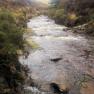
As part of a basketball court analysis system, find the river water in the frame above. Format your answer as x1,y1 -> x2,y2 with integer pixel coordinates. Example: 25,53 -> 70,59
20,15 -> 94,94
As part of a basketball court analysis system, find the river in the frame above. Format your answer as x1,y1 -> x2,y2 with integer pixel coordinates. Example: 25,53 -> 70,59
20,15 -> 94,94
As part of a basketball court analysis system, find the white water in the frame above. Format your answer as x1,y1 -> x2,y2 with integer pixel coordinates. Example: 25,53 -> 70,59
20,15 -> 94,94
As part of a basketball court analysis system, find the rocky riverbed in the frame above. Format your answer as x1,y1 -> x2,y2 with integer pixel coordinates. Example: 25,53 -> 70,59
20,15 -> 94,94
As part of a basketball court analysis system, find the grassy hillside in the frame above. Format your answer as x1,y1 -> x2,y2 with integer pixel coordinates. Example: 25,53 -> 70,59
48,0 -> 94,33
0,1 -> 31,93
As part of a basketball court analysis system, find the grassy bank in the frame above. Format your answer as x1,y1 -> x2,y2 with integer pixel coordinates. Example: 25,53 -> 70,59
0,4 -> 30,94
48,0 -> 94,34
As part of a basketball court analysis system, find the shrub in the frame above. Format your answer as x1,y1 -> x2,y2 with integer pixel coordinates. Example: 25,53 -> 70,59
0,9 -> 26,94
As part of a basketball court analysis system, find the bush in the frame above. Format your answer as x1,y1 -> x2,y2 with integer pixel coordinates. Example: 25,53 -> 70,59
53,9 -> 65,19
0,10 -> 26,94
0,10 -> 24,51
48,0 -> 94,27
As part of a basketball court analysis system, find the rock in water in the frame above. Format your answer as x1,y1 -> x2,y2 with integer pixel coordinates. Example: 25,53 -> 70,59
50,58 -> 62,63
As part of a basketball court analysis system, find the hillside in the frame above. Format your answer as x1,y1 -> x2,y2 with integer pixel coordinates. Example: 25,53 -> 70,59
0,1 -> 31,94
48,0 -> 94,35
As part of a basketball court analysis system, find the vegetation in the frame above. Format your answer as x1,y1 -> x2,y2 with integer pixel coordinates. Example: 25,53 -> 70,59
0,1 -> 41,93
26,39 -> 39,49
0,7 -> 28,94
48,0 -> 94,32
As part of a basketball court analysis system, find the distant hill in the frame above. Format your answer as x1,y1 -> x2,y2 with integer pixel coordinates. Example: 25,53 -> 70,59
0,0 -> 48,9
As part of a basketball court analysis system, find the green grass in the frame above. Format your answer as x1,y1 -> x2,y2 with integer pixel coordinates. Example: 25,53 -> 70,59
26,39 -> 39,49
